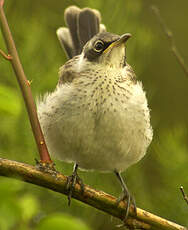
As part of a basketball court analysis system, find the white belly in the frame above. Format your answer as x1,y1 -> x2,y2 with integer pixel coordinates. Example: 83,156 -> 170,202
37,69 -> 152,172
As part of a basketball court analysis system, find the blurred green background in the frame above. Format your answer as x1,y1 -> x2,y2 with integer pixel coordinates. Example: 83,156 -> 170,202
0,0 -> 188,229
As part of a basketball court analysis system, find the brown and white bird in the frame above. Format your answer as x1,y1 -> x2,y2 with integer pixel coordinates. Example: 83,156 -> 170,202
37,6 -> 153,218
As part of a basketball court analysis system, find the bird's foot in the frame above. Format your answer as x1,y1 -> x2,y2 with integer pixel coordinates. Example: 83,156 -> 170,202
114,171 -> 137,223
35,158 -> 58,177
116,189 -> 137,223
66,164 -> 84,206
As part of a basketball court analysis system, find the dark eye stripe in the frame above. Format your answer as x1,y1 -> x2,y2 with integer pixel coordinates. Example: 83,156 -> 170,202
93,40 -> 114,53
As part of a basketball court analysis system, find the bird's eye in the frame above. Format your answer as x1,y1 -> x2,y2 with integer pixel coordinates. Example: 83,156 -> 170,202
93,40 -> 104,52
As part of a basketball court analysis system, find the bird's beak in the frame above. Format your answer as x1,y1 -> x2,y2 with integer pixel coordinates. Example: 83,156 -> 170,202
103,33 -> 132,54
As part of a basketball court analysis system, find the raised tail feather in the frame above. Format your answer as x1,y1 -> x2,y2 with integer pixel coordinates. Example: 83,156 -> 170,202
56,6 -> 106,59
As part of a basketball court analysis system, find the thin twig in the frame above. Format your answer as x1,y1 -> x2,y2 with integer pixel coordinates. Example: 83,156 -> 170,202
0,48 -> 12,60
180,186 -> 188,205
0,0 -> 52,163
0,158 -> 187,230
151,5 -> 188,78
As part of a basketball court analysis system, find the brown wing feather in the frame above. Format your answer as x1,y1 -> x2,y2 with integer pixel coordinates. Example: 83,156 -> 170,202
58,56 -> 80,85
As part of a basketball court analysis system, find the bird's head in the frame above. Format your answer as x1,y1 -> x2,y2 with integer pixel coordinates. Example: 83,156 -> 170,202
82,32 -> 131,68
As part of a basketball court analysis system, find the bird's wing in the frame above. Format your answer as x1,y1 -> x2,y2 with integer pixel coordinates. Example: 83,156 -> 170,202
56,6 -> 106,59
58,56 -> 80,85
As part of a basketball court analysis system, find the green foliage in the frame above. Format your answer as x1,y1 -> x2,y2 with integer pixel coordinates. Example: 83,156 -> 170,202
36,214 -> 91,230
0,179 -> 29,230
19,194 -> 39,222
0,0 -> 188,229
0,85 -> 21,116
0,179 -> 91,230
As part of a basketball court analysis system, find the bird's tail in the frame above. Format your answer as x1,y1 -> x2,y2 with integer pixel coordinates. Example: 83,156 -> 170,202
56,6 -> 106,59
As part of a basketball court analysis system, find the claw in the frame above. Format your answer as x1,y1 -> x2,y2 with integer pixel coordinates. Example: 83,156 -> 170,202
131,196 -> 137,215
35,158 -> 57,177
116,187 -> 131,220
67,163 -> 84,205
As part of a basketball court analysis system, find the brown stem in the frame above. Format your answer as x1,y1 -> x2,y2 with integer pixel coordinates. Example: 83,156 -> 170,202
0,158 -> 187,230
0,0 -> 52,163
151,5 -> 188,78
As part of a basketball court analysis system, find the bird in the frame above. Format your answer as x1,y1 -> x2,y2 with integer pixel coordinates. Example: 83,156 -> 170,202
37,6 -> 153,219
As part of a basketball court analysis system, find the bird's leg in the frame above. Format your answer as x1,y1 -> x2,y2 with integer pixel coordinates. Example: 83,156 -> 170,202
67,163 -> 84,205
114,170 -> 137,221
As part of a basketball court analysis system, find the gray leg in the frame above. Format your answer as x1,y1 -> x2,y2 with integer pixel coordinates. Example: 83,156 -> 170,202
114,170 -> 137,220
67,163 -> 84,206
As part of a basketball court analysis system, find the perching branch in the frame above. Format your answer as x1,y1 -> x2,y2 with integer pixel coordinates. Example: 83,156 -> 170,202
151,5 -> 188,78
0,0 -> 52,163
0,158 -> 187,230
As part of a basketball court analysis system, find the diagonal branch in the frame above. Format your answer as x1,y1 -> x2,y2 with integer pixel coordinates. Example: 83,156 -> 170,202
0,0 -> 52,163
180,186 -> 188,205
0,158 -> 187,230
151,5 -> 188,78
